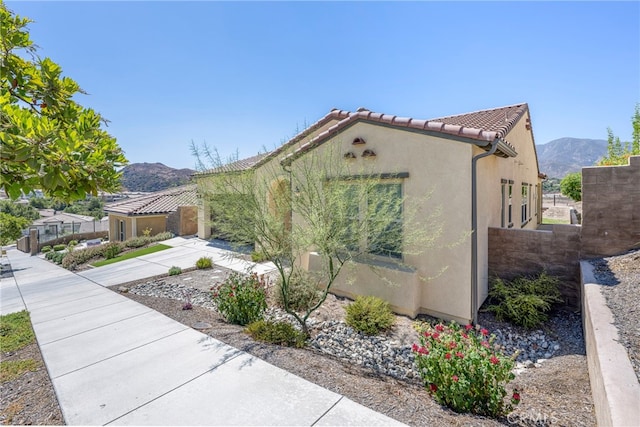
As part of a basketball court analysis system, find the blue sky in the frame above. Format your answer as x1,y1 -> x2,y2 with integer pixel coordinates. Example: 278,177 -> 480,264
6,1 -> 640,170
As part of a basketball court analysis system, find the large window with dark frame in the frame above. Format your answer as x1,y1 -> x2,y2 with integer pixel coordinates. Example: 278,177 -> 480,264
338,181 -> 403,259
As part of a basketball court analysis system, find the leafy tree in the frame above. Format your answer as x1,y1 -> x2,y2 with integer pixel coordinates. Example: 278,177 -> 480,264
0,212 -> 29,246
63,196 -> 104,219
194,143 -> 444,337
598,104 -> 640,166
541,177 -> 560,194
0,199 -> 39,221
0,4 -> 127,201
560,172 -> 581,202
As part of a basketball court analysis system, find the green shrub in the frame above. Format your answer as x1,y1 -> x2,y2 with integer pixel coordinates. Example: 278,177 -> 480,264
245,320 -> 306,348
45,250 -> 65,264
345,295 -> 395,335
485,272 -> 562,329
53,244 -> 66,252
125,236 -> 150,248
212,272 -> 267,325
150,231 -> 172,242
104,242 -> 122,260
272,270 -> 322,313
168,266 -> 182,276
62,245 -> 108,270
41,245 -> 52,253
413,322 -> 520,417
68,240 -> 78,246
250,250 -> 269,263
195,256 -> 213,269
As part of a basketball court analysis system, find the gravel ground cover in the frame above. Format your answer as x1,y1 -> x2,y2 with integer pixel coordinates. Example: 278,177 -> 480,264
588,248 -> 640,381
1,262 -> 598,426
111,269 -> 595,426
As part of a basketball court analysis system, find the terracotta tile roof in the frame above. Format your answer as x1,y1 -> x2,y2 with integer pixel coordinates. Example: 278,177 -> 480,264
195,153 -> 269,176
428,103 -> 528,140
282,104 -> 528,164
196,104 -> 529,175
104,185 -> 197,216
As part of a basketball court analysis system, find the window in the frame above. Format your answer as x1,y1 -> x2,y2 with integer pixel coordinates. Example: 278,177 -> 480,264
521,183 -> 529,226
500,179 -> 515,228
118,220 -> 126,241
529,184 -> 533,221
335,181 -> 403,259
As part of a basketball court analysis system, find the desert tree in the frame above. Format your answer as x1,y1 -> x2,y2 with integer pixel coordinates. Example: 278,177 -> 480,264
598,104 -> 640,166
1,4 -> 127,201
193,141 -> 445,336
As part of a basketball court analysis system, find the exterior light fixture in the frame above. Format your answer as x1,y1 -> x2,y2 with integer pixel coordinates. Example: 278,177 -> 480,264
362,149 -> 376,158
352,137 -> 366,145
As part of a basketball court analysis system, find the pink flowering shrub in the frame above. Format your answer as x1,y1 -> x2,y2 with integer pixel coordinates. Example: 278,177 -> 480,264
413,322 -> 520,417
211,272 -> 267,325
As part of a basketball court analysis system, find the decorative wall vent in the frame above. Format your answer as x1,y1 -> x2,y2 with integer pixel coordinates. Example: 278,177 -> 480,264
352,137 -> 366,145
362,149 -> 376,158
343,152 -> 356,159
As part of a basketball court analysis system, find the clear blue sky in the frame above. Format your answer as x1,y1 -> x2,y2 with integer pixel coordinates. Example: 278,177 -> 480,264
6,1 -> 640,170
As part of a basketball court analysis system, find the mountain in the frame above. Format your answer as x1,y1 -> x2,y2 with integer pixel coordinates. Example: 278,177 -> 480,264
120,162 -> 195,192
536,137 -> 608,179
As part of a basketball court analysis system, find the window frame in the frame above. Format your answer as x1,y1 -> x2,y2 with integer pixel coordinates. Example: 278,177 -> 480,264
330,176 -> 406,261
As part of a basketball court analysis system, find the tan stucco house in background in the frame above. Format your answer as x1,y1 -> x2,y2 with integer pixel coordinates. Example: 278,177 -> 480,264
196,103 -> 543,324
105,185 -> 198,241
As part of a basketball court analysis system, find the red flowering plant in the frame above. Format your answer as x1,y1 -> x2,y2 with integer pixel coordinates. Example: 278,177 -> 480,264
211,272 -> 268,325
413,321 -> 520,417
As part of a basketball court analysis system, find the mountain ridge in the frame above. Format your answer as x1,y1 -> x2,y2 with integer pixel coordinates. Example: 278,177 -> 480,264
536,137 -> 607,178
120,162 -> 195,192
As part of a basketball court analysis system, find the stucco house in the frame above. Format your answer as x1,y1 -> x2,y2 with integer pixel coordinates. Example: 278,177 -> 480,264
196,103 -> 543,324
105,185 -> 198,241
31,212 -> 101,238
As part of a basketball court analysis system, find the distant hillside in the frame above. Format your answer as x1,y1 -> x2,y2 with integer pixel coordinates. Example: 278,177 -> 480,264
120,163 -> 195,192
537,137 -> 607,179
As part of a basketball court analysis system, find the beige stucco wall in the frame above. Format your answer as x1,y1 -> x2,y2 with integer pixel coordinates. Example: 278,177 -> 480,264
291,121 -> 474,323
474,110 -> 541,306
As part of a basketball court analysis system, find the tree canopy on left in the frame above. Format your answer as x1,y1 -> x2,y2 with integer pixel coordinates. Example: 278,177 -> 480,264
0,3 -> 127,201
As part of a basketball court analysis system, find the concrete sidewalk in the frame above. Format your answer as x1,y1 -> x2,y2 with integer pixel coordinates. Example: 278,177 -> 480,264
1,247 -> 405,426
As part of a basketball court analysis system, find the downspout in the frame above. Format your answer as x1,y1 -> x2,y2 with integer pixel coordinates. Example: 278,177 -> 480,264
470,138 -> 500,324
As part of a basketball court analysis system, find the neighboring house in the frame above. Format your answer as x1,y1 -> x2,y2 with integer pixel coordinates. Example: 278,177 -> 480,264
196,104 -> 543,324
104,185 -> 198,241
31,212 -> 100,238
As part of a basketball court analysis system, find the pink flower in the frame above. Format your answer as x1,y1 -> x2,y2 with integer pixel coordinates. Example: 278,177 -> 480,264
452,375 -> 459,382
429,383 -> 438,393
481,328 -> 489,336
490,356 -> 500,365
481,341 -> 490,348
418,346 -> 429,355
412,343 -> 419,352
445,352 -> 452,360
432,332 -> 440,340
448,341 -> 457,349
435,324 -> 445,332
423,331 -> 431,338
456,351 -> 464,359
461,333 -> 469,339
512,391 -> 521,402
465,324 -> 473,331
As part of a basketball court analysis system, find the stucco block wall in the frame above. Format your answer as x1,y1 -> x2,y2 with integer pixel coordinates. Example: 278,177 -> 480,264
581,156 -> 640,257
487,225 -> 582,308
167,206 -> 198,236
